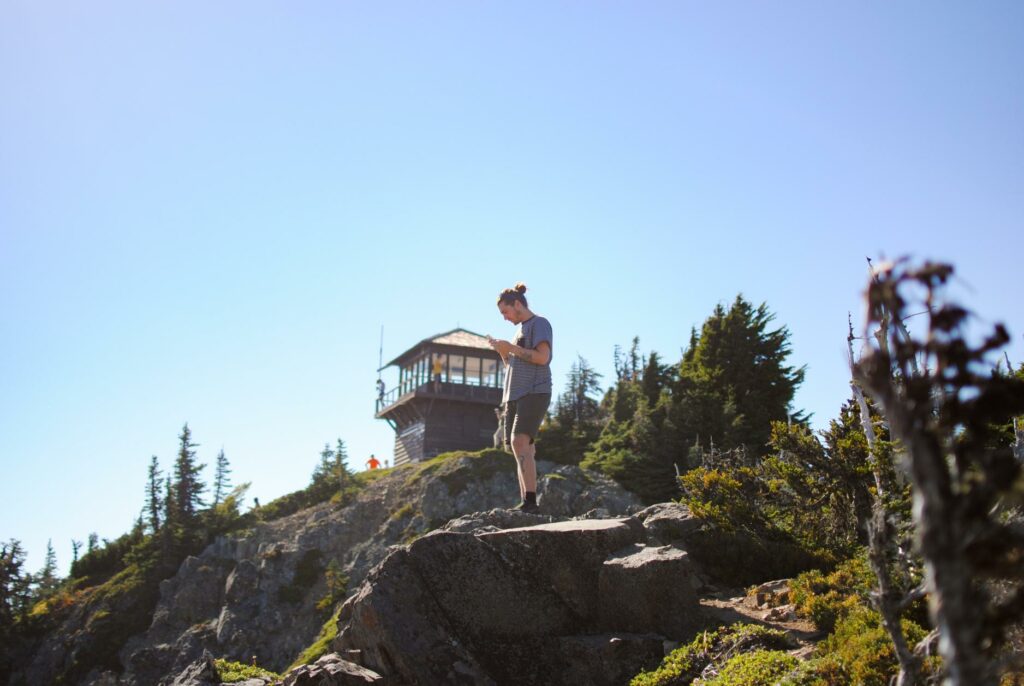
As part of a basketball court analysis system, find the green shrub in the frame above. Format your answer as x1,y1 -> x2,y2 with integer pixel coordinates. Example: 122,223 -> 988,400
680,467 -> 765,532
214,658 -> 280,682
790,555 -> 874,633
390,503 -> 414,521
777,654 -> 847,685
56,563 -> 162,684
68,530 -> 145,586
630,623 -> 792,686
817,606 -> 931,686
705,650 -> 799,685
287,605 -> 341,671
315,560 -> 348,613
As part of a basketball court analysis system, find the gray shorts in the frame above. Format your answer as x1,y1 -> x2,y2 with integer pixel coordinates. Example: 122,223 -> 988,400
503,393 -> 552,446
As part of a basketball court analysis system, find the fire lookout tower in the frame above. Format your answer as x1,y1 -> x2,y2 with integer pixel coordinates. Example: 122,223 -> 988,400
376,328 -> 504,466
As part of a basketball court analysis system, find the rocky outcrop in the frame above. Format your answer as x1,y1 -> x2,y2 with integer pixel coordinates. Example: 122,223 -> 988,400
330,502 -> 823,686
168,650 -> 218,686
333,515 -> 703,685
13,449 -> 826,686
112,451 -> 643,685
635,502 -> 822,586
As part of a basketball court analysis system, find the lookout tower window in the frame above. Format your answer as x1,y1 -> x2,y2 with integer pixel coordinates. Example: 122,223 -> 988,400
465,356 -> 481,386
483,359 -> 500,387
448,354 -> 464,384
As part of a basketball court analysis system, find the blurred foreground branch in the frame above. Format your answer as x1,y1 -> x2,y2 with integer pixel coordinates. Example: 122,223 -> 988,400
854,259 -> 1024,686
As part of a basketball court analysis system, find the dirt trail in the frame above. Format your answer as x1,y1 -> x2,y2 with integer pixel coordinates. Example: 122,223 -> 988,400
698,585 -> 822,654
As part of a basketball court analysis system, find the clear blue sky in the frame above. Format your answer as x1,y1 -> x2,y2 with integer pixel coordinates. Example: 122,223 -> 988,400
2,2 -> 1021,574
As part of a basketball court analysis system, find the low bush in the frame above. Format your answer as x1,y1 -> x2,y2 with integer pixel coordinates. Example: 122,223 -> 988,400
705,650 -> 799,686
790,555 -> 874,633
287,605 -> 341,671
214,658 -> 280,682
819,606 -> 933,686
630,623 -> 792,686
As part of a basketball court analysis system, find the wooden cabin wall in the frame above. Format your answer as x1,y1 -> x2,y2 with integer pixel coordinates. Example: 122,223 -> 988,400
394,421 -> 425,467
422,401 -> 500,459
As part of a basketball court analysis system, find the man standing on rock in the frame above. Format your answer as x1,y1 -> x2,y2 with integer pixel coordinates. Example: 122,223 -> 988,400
488,282 -> 553,514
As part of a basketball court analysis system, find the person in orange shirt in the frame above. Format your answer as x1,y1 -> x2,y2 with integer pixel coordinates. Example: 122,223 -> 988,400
366,454 -> 382,470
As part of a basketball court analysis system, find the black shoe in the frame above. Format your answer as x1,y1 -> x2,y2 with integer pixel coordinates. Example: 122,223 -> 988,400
514,501 -> 539,514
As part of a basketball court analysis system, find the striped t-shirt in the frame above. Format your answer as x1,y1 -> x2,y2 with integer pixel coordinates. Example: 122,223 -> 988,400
502,315 -> 553,403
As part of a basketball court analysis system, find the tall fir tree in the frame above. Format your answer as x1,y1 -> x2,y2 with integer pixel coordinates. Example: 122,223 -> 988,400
312,443 -> 335,485
555,355 -> 604,430
308,439 -> 354,502
146,455 -> 163,534
162,423 -> 207,560
641,351 -> 670,407
172,423 -> 206,525
35,539 -> 60,600
0,539 -> 31,629
334,439 -> 351,487
212,448 -> 231,506
537,356 -> 605,464
675,295 -> 805,453
161,473 -> 175,557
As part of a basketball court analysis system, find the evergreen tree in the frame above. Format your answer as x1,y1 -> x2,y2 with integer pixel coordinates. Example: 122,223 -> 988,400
35,539 -> 60,600
584,296 -> 805,503
212,448 -> 231,507
0,539 -> 31,630
146,455 -> 163,534
537,356 -> 605,464
159,423 -> 207,559
333,439 -> 351,487
676,295 -> 805,454
308,439 -> 354,502
172,423 -> 206,525
71,539 -> 82,566
312,443 -> 335,485
555,355 -> 603,430
161,473 -> 175,557
87,533 -> 98,554
641,351 -> 670,407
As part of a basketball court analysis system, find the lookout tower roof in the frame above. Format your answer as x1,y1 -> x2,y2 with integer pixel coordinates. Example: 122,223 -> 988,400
382,327 -> 493,369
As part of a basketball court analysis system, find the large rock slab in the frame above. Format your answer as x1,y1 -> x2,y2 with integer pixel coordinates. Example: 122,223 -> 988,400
335,517 -> 700,685
477,518 -> 646,622
282,653 -> 383,685
168,650 -> 218,686
599,544 -> 701,639
635,502 -> 822,587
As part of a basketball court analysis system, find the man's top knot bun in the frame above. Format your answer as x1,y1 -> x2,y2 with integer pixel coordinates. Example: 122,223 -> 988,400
497,282 -> 530,307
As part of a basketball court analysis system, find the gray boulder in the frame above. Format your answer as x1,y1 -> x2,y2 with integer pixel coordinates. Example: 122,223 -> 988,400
281,653 -> 383,685
335,517 -> 703,685
599,544 -> 702,638
635,502 -> 822,587
169,649 -> 218,686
